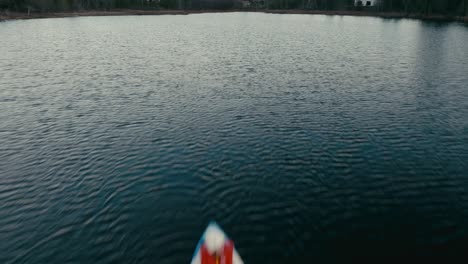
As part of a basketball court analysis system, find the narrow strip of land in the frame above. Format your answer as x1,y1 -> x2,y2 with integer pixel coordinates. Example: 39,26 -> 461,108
1,9 -> 467,23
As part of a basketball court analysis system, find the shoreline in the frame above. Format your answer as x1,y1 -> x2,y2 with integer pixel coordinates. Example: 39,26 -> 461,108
1,9 -> 467,23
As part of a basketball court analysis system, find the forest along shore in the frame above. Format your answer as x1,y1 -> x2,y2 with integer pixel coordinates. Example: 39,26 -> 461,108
1,9 -> 467,23
0,9 -> 192,21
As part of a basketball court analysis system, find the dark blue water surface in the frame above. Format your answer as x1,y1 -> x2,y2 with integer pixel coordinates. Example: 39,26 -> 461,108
1,13 -> 468,263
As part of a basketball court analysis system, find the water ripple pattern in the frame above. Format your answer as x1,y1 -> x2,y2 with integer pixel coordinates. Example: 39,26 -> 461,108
1,13 -> 468,263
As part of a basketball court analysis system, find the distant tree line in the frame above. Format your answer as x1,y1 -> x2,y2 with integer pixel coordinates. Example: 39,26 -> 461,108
1,0 -> 467,16
376,0 -> 468,16
0,0 -> 160,11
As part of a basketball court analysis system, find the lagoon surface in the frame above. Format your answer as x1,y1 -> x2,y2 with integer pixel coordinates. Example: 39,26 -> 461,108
1,13 -> 468,263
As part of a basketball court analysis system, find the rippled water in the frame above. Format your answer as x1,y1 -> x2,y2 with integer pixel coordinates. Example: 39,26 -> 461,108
1,13 -> 468,263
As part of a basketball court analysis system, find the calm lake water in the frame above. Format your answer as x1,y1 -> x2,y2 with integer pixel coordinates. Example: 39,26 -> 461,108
1,12 -> 468,263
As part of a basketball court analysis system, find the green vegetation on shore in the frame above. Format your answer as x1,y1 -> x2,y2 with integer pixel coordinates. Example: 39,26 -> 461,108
1,0 -> 467,20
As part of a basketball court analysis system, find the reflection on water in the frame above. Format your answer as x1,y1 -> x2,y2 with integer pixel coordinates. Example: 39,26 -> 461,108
1,13 -> 468,263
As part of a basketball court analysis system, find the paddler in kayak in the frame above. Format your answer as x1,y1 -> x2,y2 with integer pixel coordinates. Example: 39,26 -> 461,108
191,222 -> 243,264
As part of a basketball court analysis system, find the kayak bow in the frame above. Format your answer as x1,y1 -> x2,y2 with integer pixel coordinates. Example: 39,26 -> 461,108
191,222 -> 243,264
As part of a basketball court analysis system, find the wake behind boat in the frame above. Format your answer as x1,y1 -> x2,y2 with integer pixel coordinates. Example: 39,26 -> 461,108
191,222 -> 243,264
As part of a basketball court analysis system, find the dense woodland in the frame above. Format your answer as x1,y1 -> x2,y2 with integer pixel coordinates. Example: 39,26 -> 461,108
1,0 -> 467,16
